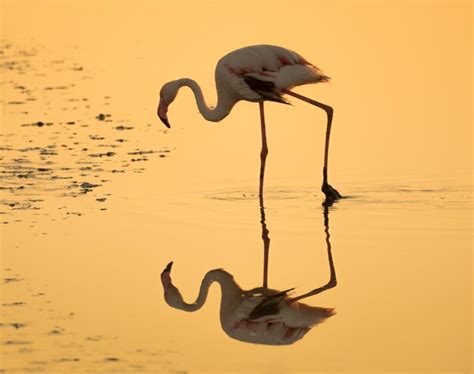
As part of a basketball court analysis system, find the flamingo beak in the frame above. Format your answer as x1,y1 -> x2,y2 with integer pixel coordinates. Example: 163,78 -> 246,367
157,100 -> 171,128
159,115 -> 170,129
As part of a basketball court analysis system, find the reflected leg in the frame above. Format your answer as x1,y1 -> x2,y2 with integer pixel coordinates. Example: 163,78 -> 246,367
259,194 -> 270,288
287,206 -> 337,303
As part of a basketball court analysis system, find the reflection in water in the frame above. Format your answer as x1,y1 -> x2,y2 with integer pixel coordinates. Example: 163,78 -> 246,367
161,195 -> 337,345
260,194 -> 270,289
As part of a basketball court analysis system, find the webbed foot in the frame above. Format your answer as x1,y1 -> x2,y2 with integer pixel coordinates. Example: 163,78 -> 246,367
322,183 -> 342,206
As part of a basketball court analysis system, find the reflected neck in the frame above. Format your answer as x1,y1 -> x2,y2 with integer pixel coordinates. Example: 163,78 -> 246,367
164,269 -> 241,312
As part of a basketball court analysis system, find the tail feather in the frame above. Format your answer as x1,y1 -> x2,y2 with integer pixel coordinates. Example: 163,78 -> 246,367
318,74 -> 331,83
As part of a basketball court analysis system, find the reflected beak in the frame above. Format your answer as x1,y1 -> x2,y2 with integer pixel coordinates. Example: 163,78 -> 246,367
161,261 -> 173,275
157,100 -> 171,128
161,261 -> 174,288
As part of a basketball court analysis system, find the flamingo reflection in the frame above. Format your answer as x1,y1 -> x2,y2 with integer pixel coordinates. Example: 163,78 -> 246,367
160,197 -> 337,345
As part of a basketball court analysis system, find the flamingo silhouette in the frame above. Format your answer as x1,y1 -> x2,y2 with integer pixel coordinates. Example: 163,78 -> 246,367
160,194 -> 337,345
157,45 -> 341,204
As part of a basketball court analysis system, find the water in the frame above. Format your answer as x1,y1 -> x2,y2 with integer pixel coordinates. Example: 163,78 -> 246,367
1,2 -> 472,373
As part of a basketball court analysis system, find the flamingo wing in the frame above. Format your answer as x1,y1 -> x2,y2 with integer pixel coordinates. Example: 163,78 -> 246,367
217,45 -> 329,103
242,75 -> 290,104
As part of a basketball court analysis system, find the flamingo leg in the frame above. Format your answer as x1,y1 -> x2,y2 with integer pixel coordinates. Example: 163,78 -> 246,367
282,89 -> 342,204
287,206 -> 337,303
258,102 -> 268,198
258,102 -> 270,288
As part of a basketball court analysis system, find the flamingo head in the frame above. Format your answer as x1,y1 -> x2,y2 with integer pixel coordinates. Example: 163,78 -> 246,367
158,81 -> 179,128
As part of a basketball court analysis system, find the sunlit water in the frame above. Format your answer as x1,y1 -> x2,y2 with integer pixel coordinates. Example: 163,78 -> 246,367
1,2 -> 472,373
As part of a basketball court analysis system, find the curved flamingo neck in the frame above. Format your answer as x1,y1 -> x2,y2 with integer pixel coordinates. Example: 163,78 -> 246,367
164,269 -> 241,312
175,78 -> 236,122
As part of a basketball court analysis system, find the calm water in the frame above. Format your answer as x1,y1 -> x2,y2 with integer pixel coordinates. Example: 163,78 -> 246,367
1,2 -> 472,373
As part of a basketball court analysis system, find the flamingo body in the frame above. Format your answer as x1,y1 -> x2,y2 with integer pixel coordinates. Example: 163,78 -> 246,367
215,45 -> 329,103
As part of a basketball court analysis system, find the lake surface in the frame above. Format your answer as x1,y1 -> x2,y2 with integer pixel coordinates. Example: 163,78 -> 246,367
1,1 -> 472,373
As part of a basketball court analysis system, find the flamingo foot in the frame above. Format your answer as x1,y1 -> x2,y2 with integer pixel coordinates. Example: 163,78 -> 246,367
322,183 -> 342,206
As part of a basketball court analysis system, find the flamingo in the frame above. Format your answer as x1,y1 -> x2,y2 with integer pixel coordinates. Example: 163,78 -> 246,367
157,44 -> 342,203
160,194 -> 337,345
